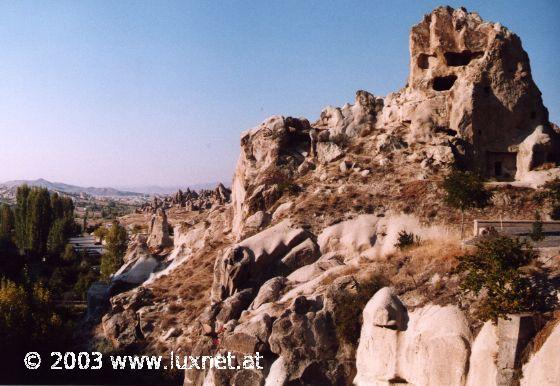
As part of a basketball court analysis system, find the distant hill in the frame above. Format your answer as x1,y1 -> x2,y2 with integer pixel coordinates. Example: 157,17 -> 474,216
115,182 -> 223,195
0,178 -> 145,197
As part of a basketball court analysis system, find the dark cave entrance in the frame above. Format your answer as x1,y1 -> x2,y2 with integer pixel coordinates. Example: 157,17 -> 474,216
444,50 -> 483,66
432,75 -> 457,91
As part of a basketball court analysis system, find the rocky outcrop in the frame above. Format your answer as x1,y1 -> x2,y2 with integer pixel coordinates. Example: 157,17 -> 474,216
355,288 -> 471,386
99,6 -> 560,386
314,90 -> 383,138
147,208 -> 172,251
381,6 -> 559,181
231,116 -> 311,239
355,288 -> 551,386
211,220 -> 314,304
140,183 -> 231,213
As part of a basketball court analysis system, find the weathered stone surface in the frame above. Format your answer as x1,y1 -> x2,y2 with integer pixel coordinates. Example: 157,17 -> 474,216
211,220 -> 312,303
315,90 -> 383,138
355,288 -> 471,386
268,296 -> 339,382
112,251 -> 159,284
231,116 -> 311,239
271,201 -> 293,221
215,288 -> 254,328
250,277 -> 287,310
147,208 -> 173,250
317,214 -> 379,255
521,320 -> 560,385
102,309 -> 143,350
316,142 -> 344,164
280,238 -> 320,271
381,5 -> 560,181
264,357 -> 288,386
466,321 -> 499,386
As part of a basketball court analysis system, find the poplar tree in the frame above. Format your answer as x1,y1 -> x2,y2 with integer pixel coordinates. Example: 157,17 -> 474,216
15,185 -> 30,253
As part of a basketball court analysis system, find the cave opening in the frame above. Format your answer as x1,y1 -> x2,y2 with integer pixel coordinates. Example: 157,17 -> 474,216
432,75 -> 457,91
417,53 -> 432,69
444,50 -> 483,66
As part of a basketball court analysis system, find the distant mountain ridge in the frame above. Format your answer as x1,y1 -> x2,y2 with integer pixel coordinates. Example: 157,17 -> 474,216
115,182 -> 223,195
0,178 -> 145,197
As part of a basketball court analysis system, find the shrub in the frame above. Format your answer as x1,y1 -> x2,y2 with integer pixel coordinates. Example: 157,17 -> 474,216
540,178 -> 560,220
333,274 -> 387,344
456,235 -> 557,322
394,230 -> 420,251
100,251 -> 122,282
443,170 -> 491,238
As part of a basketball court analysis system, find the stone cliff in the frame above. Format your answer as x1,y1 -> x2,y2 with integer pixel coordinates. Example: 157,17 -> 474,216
96,7 -> 560,386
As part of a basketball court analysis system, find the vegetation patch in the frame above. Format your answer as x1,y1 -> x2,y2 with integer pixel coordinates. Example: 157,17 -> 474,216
456,235 -> 558,323
333,274 -> 388,344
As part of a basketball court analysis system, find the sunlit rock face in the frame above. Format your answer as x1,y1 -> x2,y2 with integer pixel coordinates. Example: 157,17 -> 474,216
381,6 -> 558,181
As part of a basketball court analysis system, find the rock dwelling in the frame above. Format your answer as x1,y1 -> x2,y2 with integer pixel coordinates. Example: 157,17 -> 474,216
98,7 -> 560,386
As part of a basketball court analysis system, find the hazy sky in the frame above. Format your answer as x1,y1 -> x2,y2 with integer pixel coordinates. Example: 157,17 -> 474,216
0,0 -> 558,188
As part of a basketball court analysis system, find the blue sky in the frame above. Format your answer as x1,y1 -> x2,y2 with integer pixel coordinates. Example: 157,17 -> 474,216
0,1 -> 558,188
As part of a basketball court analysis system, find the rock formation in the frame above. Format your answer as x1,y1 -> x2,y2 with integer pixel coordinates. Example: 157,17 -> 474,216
147,208 -> 173,251
140,184 -> 231,213
95,7 -> 560,386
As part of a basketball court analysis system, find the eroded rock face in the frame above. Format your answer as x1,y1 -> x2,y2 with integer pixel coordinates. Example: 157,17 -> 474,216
521,320 -> 560,386
231,116 -> 311,239
383,6 -> 559,180
211,220 -> 314,304
147,208 -> 173,251
355,288 -> 471,386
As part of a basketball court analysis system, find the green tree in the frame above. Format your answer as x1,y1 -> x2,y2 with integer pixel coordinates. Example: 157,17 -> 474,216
93,226 -> 108,243
105,221 -> 128,258
0,277 -> 63,352
15,185 -> 30,253
456,235 -> 557,322
443,170 -> 492,238
50,192 -> 64,220
0,204 -> 15,243
47,218 -> 67,255
99,221 -> 128,281
26,187 -> 53,256
540,177 -> 560,219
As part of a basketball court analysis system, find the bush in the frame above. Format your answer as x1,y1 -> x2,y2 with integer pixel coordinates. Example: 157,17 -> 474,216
394,230 -> 420,251
100,252 -> 122,282
456,235 -> 557,322
333,274 -> 387,344
443,170 -> 491,238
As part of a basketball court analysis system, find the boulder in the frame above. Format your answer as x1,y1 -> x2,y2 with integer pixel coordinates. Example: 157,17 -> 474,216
102,309 -> 143,350
280,238 -> 320,271
316,142 -> 344,164
516,125 -> 553,180
250,277 -> 287,310
317,214 -> 379,256
268,296 -> 339,383
215,289 -> 254,329
211,220 -> 312,303
271,201 -> 293,221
